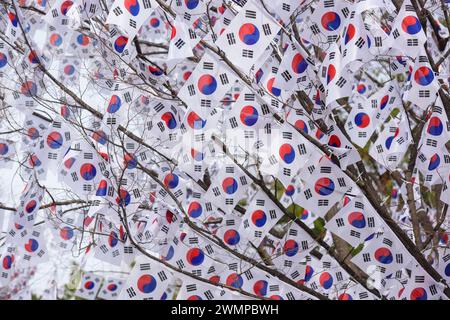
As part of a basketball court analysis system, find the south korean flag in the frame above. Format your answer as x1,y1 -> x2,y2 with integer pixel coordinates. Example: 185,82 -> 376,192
19,226 -> 49,267
49,215 -> 79,251
115,136 -> 149,178
416,98 -> 450,186
33,119 -> 73,175
403,49 -> 440,110
21,112 -> 50,146
352,75 -> 377,99
4,213 -> 30,246
416,144 -> 449,187
271,222 -> 316,273
278,282 -> 318,301
441,171 -> 450,206
323,117 -> 362,170
0,245 -> 16,286
399,263 -> 447,300
273,40 -> 315,91
239,190 -> 282,247
103,86 -> 139,128
277,180 -> 301,209
255,54 -> 291,108
15,179 -> 44,228
305,255 -> 351,299
134,59 -> 168,86
155,169 -> 187,206
130,199 -> 180,248
204,162 -> 250,213
79,0 -> 101,19
325,197 -> 382,248
298,0 -> 350,47
238,267 -> 284,299
58,56 -> 82,85
94,218 -> 133,266
344,95 -> 377,148
369,112 -> 412,170
203,6 -> 236,43
363,7 -> 391,57
337,282 -> 378,300
294,156 -> 356,218
176,274 -> 236,300
387,0 -> 426,59
351,231 -> 413,279
19,45 -> 49,74
339,10 -> 372,68
167,17 -> 200,61
431,248 -> 450,283
369,80 -> 403,125
5,5 -> 28,42
171,0 -> 207,25
7,74 -> 45,113
178,50 -> 240,117
44,0 -> 79,30
319,42 -> 354,107
184,187 -> 222,224
97,278 -> 125,300
45,26 -> 72,55
176,139 -> 215,181
286,102 -> 325,144
105,26 -> 137,62
399,168 -> 422,205
0,138 -> 16,165
416,97 -> 450,157
262,0 -> 305,24
68,31 -> 93,55
0,42 -> 13,79
179,107 -> 222,144
87,182 -> 143,226
225,86 -> 272,131
163,231 -> 216,278
143,98 -> 182,147
214,0 -> 281,74
59,144 -> 109,195
119,255 -> 172,300
215,213 -> 245,251
260,123 -> 322,187
76,273 -> 104,300
106,0 -> 158,39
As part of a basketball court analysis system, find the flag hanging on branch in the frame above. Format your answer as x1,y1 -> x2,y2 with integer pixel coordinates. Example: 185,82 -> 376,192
403,48 -> 440,109
106,0 -> 158,39
97,278 -> 125,300
325,197 -> 382,248
369,110 -> 412,171
260,122 -> 323,187
119,255 -> 173,300
273,40 -> 315,92
398,263 -> 446,300
387,0 -> 426,59
238,189 -> 282,246
415,97 -> 450,186
351,231 -> 413,279
215,0 -> 282,74
75,272 -> 104,300
294,156 -> 357,218
204,161 -> 251,213
178,50 -> 240,117
176,274 -> 238,300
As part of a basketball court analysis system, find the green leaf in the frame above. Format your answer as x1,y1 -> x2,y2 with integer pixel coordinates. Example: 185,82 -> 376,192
313,218 -> 325,234
351,243 -> 364,256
